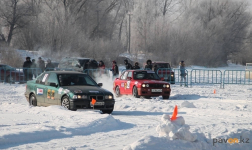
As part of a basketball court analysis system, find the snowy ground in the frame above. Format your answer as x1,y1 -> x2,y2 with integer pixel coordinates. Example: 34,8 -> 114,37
1,65 -> 252,150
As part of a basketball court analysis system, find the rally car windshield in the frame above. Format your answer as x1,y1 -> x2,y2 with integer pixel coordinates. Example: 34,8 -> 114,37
58,74 -> 97,86
133,71 -> 160,80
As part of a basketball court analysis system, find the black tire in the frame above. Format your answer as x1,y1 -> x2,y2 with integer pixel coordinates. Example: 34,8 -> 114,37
29,94 -> 37,106
144,96 -> 151,99
61,96 -> 77,111
133,86 -> 140,98
163,96 -> 170,100
115,86 -> 120,97
101,109 -> 113,114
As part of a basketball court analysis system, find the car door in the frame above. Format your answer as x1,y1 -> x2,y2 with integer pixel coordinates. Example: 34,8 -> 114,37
125,71 -> 133,94
119,71 -> 128,94
44,73 -> 60,105
34,73 -> 48,105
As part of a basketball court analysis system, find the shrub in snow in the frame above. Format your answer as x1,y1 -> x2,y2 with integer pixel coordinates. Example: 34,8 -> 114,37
181,101 -> 196,108
156,114 -> 197,142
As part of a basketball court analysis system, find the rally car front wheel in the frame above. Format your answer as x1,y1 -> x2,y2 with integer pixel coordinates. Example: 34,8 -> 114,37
115,86 -> 120,97
29,94 -> 37,106
61,96 -> 76,111
133,86 -> 140,98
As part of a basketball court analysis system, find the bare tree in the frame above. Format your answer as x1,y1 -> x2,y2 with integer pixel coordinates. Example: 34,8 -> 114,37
0,0 -> 33,46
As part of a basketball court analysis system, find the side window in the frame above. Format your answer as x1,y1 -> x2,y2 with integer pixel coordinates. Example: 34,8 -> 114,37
85,77 -> 96,86
36,73 -> 48,85
127,71 -> 132,78
46,73 -> 58,86
121,71 -> 128,80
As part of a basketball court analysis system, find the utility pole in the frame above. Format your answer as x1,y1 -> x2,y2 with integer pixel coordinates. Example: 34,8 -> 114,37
128,14 -> 132,54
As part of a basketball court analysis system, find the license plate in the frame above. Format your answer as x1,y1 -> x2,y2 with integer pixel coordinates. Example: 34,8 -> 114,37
90,102 -> 104,106
151,89 -> 162,92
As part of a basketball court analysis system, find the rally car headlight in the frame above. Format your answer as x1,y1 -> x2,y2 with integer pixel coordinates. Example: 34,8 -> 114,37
73,95 -> 87,99
146,84 -> 149,87
142,84 -> 146,87
105,95 -> 113,99
163,84 -> 170,88
171,74 -> 174,77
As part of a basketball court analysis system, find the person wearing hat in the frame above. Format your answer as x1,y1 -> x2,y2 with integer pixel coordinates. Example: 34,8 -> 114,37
145,59 -> 152,70
124,59 -> 133,70
45,59 -> 55,71
132,62 -> 140,70
110,60 -> 119,80
37,57 -> 45,73
179,60 -> 187,86
23,57 -> 32,81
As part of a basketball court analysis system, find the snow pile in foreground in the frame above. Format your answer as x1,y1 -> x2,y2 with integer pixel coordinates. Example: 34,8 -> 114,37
180,101 -> 196,108
156,114 -> 197,142
124,114 -> 252,150
124,114 -> 209,150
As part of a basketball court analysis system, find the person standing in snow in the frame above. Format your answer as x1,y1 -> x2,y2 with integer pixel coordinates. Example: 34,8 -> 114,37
98,60 -> 106,75
132,62 -> 140,70
145,59 -> 152,70
110,60 -> 119,80
37,57 -> 45,74
31,59 -> 37,78
124,59 -> 133,70
45,59 -> 55,71
179,60 -> 187,87
23,57 -> 32,81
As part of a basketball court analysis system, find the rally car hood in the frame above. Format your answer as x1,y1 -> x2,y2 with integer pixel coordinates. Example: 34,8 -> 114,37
136,80 -> 169,84
61,85 -> 112,95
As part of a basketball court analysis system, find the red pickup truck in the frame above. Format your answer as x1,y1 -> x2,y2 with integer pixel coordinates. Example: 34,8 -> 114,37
153,61 -> 175,84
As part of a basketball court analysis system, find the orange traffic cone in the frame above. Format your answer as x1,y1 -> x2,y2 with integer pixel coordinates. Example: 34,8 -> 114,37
213,89 -> 216,94
170,105 -> 178,121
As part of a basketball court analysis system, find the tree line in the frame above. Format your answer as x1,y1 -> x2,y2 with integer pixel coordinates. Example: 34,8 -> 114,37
0,0 -> 251,67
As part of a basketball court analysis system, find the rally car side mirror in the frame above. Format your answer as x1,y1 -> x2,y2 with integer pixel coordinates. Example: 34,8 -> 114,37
160,77 -> 164,81
98,83 -> 103,87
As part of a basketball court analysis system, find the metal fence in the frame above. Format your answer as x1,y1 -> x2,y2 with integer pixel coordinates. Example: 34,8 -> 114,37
1,67 -> 252,88
190,69 -> 222,88
223,70 -> 252,88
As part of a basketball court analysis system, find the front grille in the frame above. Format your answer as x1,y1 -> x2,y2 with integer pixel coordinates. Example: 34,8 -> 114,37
89,95 -> 104,100
148,84 -> 163,88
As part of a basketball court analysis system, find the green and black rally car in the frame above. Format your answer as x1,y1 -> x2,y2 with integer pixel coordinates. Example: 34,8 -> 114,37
25,71 -> 115,114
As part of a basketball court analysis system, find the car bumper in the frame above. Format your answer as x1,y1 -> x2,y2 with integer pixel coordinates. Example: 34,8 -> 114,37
138,88 -> 170,97
69,99 -> 115,110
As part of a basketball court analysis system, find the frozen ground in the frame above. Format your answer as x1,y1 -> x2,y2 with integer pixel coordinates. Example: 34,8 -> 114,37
0,65 -> 252,150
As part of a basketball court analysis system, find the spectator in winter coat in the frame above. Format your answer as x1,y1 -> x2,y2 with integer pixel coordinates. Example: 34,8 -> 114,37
38,57 -> 45,73
124,59 -> 132,70
110,60 -> 119,80
145,59 -> 152,70
98,60 -> 106,75
31,59 -> 37,78
179,60 -> 187,87
23,57 -> 32,81
132,62 -> 140,70
45,59 -> 55,71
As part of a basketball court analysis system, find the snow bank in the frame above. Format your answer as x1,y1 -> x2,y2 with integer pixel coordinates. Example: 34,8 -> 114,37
181,101 -> 196,108
0,115 -> 121,147
156,114 -> 197,142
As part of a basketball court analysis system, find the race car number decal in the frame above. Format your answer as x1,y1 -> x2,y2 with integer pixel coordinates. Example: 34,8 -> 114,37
47,89 -> 55,99
126,81 -> 130,89
47,89 -> 51,99
121,83 -> 124,87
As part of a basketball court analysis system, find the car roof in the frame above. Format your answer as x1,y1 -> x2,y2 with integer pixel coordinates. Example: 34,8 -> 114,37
152,61 -> 170,64
63,57 -> 92,60
44,71 -> 86,74
126,70 -> 155,73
